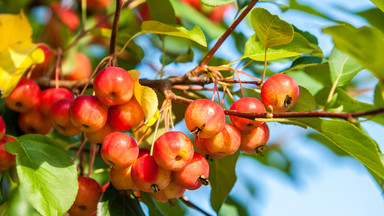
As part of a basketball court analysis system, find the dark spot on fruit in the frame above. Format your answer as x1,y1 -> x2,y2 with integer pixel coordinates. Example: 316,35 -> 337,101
79,205 -> 87,210
28,127 -> 37,134
108,160 -> 115,166
109,92 -> 117,98
57,124 -> 66,131
175,155 -> 182,161
246,123 -> 254,128
15,102 -> 23,107
284,95 -> 292,107
82,124 -> 90,129
190,123 -> 205,136
198,175 -> 210,185
151,184 -> 160,193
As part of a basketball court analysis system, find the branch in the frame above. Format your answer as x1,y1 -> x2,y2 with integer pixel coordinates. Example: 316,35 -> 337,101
198,0 -> 259,67
180,196 -> 212,216
110,0 -> 123,58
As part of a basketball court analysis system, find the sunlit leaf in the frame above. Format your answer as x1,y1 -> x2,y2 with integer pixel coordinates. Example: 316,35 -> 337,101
329,47 -> 364,86
323,25 -> 384,80
374,80 -> 384,107
0,12 -> 44,97
141,21 -> 207,47
128,70 -> 159,124
202,0 -> 233,6
5,134 -> 78,216
146,0 -> 177,24
250,7 -> 294,48
357,8 -> 384,34
244,33 -> 314,61
289,86 -> 316,112
370,0 -> 384,13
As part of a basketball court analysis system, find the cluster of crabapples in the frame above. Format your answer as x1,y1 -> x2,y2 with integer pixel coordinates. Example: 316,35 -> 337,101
0,63 -> 299,214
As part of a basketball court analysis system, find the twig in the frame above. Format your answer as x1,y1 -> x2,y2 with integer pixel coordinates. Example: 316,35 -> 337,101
110,0 -> 123,64
180,196 -> 212,216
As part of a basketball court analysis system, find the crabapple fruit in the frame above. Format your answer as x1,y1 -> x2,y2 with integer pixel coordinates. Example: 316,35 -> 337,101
40,88 -> 74,117
0,116 -> 5,140
68,177 -> 102,216
86,120 -> 119,145
0,136 -> 16,171
151,181 -> 186,203
50,99 -> 81,136
5,78 -> 41,113
18,107 -> 52,135
108,97 -> 144,131
230,97 -> 266,130
110,165 -> 138,191
240,123 -> 270,154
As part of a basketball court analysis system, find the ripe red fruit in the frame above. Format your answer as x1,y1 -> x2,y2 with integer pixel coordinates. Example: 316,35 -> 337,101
136,3 -> 151,21
31,45 -> 54,79
261,74 -> 300,112
50,2 -> 80,30
153,131 -> 194,171
40,88 -> 74,117
173,152 -> 209,190
180,0 -> 201,10
209,5 -> 230,23
151,181 -> 186,203
0,116 -> 5,140
87,0 -> 112,10
194,124 -> 241,158
69,95 -> 108,133
93,67 -> 134,106
108,97 -> 144,131
0,136 -> 16,171
101,132 -> 139,169
240,123 -> 270,154
230,97 -> 266,130
65,53 -> 92,81
5,78 -> 41,113
18,107 -> 52,135
184,99 -> 225,138
131,154 -> 171,192
110,165 -> 138,191
50,99 -> 81,136
86,120 -> 119,145
68,177 -> 102,216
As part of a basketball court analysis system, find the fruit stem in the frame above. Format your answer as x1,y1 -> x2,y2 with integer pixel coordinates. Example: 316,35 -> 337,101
54,48 -> 62,89
180,196 -> 212,216
198,175 -> 210,186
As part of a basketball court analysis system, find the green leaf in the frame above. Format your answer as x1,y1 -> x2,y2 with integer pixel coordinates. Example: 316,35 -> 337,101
289,86 -> 316,112
329,47 -> 364,86
146,0 -> 177,24
289,118 -> 384,180
97,184 -> 145,216
323,25 -> 384,80
307,132 -> 348,156
357,8 -> 384,34
250,7 -> 294,48
3,187 -> 40,216
141,21 -> 207,47
244,33 -> 314,61
210,151 -> 239,213
374,80 -> 384,107
259,0 -> 289,12
370,0 -> 384,12
284,56 -> 327,73
288,0 -> 332,20
202,0 -> 233,6
5,134 -> 78,216
237,0 -> 252,11
170,0 -> 225,39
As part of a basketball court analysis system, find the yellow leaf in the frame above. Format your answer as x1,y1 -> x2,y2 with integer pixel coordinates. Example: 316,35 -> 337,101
0,12 -> 44,97
127,70 -> 159,124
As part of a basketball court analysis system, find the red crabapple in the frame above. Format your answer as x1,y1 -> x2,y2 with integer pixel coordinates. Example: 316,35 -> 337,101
0,116 -> 5,140
151,181 -> 186,203
18,107 -> 52,135
261,74 -> 300,112
86,120 -> 119,145
153,131 -> 194,171
50,99 -> 81,136
40,88 -> 74,117
69,95 -> 108,133
131,154 -> 171,192
230,97 -> 266,130
0,136 -> 16,171
173,152 -> 209,190
195,124 -> 241,158
184,99 -> 225,138
68,177 -> 102,216
65,53 -> 92,81
5,78 -> 40,113
240,123 -> 270,154
93,67 -> 134,106
108,97 -> 144,131
110,165 -> 138,191
101,132 -> 139,169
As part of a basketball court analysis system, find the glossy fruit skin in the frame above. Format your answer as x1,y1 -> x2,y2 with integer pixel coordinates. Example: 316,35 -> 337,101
101,132 -> 139,169
230,97 -> 266,130
86,120 -> 119,145
69,95 -> 108,133
18,107 -> 52,135
261,74 -> 300,112
40,88 -> 74,117
184,99 -> 225,138
131,154 -> 171,192
68,177 -> 102,216
240,123 -> 270,154
0,116 -> 5,140
151,181 -> 186,203
110,165 -> 138,191
153,131 -> 194,171
65,53 -> 92,81
5,78 -> 41,113
93,67 -> 134,106
173,152 -> 209,190
50,99 -> 81,136
0,136 -> 16,171
195,124 -> 241,158
108,97 -> 144,131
